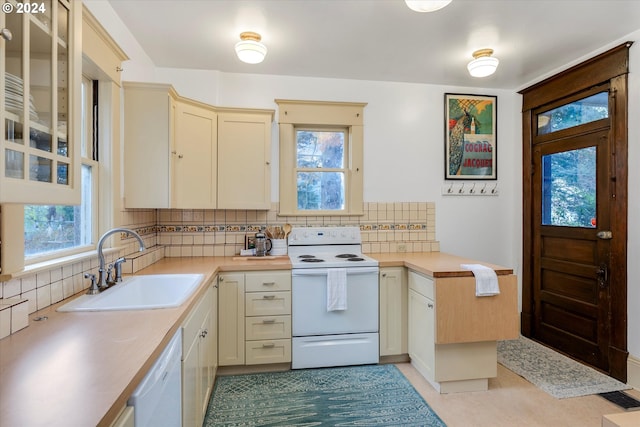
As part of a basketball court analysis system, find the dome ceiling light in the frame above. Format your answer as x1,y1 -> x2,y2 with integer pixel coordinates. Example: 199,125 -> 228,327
235,31 -> 267,64
404,0 -> 452,12
467,48 -> 499,78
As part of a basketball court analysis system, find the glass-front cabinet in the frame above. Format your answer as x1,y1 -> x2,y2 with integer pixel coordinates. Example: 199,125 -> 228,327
1,0 -> 80,204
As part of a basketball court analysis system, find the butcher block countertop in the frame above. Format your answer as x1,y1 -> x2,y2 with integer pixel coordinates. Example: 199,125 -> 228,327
373,252 -> 513,277
0,252 -> 513,427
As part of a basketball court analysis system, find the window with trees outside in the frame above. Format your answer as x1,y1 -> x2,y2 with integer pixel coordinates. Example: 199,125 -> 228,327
276,99 -> 366,216
24,76 -> 97,260
296,128 -> 347,211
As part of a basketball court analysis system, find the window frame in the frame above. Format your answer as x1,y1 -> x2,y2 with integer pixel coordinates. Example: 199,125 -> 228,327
276,99 -> 366,216
22,76 -> 99,264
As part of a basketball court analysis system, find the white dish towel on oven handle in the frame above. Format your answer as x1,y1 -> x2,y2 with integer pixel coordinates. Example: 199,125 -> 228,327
460,263 -> 500,297
327,268 -> 348,311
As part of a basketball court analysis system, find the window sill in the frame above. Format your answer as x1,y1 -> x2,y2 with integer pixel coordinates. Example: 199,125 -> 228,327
0,247 -> 120,281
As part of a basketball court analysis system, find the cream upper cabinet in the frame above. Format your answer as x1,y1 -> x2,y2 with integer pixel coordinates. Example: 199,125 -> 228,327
123,83 -> 274,209
123,82 -> 176,208
217,110 -> 273,209
0,0 -> 81,204
173,101 -> 217,208
123,82 -> 217,209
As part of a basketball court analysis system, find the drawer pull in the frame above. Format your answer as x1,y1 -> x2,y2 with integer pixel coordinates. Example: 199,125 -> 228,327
263,295 -> 276,300
262,343 -> 275,348
262,319 -> 276,324
263,282 -> 276,286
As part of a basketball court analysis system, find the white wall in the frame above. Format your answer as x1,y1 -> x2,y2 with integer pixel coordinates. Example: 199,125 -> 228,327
85,0 -> 639,383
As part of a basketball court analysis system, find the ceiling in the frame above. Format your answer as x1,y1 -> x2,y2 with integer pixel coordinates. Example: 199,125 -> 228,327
106,0 -> 640,90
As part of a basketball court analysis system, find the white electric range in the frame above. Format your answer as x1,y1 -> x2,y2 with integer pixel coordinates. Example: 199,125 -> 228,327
288,226 -> 379,369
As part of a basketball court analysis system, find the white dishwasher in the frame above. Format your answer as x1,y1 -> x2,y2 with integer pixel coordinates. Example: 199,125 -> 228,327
128,329 -> 182,427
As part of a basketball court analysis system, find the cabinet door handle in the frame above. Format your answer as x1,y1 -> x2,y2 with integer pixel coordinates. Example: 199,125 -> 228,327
427,303 -> 434,309
262,319 -> 276,324
262,282 -> 275,286
200,329 -> 208,338
262,343 -> 275,348
263,295 -> 276,299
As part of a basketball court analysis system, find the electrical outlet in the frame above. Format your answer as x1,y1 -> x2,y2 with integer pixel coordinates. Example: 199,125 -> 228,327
397,244 -> 407,253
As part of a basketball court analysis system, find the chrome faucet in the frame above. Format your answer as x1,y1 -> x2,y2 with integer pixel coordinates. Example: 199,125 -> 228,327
93,227 -> 145,292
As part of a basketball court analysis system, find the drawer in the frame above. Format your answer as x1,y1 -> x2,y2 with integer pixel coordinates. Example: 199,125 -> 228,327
246,291 -> 291,316
246,315 -> 291,340
408,271 -> 434,300
245,271 -> 291,292
245,339 -> 291,365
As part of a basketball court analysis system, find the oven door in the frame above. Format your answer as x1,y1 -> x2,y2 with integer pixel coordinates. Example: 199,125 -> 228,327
292,266 -> 379,336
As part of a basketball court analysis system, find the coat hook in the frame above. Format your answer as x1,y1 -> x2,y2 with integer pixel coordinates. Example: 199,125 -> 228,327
469,183 -> 476,194
491,183 -> 498,194
447,183 -> 454,193
480,183 -> 487,194
458,183 -> 465,194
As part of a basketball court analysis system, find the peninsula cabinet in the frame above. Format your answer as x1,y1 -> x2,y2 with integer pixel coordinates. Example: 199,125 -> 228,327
123,82 -> 274,209
379,267 -> 408,357
408,269 -> 518,394
182,280 -> 218,427
1,0 -> 82,204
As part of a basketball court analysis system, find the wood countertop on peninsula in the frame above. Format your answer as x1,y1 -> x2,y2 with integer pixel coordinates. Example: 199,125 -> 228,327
0,252 -> 513,427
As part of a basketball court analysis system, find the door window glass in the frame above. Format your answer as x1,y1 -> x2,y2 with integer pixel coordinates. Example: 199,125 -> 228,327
537,92 -> 608,135
541,146 -> 596,228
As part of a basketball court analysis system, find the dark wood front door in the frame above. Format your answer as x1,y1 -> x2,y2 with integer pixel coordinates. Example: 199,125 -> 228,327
532,94 -> 611,370
520,43 -> 630,381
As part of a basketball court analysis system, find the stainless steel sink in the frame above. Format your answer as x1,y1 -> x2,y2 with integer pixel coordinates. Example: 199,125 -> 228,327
57,274 -> 204,312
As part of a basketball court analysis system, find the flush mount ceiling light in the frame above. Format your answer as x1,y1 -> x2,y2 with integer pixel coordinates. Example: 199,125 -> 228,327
467,48 -> 499,78
235,31 -> 267,64
404,0 -> 452,12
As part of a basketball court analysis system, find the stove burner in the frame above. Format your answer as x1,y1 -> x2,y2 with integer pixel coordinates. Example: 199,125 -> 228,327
298,255 -> 316,259
336,254 -> 359,258
300,258 -> 325,263
346,257 -> 365,261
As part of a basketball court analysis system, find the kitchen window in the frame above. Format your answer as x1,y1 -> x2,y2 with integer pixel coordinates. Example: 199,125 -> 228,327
276,99 -> 366,216
24,76 -> 98,260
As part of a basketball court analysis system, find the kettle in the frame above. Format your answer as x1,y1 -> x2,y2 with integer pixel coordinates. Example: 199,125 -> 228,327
254,232 -> 272,257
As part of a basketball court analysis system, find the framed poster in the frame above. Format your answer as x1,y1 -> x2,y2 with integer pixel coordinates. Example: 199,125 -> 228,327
445,93 -> 497,180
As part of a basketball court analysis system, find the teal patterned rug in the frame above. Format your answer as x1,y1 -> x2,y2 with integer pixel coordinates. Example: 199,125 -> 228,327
204,364 -> 446,426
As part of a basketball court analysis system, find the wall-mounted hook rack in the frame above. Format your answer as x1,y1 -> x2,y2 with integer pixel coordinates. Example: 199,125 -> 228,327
441,182 -> 499,196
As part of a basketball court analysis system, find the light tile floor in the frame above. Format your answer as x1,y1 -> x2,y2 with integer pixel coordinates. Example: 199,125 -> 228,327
397,362 -> 640,427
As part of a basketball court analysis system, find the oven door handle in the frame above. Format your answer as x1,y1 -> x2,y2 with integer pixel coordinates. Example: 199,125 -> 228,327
292,266 -> 379,277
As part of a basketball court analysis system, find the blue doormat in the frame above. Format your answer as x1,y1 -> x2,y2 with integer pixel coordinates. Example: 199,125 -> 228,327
204,364 -> 446,426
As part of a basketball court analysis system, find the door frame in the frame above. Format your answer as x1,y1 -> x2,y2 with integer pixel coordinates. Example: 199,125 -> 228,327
519,42 -> 631,381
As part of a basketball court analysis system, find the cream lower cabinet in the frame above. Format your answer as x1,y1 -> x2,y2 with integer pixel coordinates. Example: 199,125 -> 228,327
379,267 -> 408,357
109,406 -> 134,427
218,270 -> 291,366
244,271 -> 292,364
182,280 -> 217,427
408,270 -> 518,394
218,272 -> 245,366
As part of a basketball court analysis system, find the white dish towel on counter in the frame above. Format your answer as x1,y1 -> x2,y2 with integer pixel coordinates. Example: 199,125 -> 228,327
326,268 -> 348,311
460,264 -> 500,297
